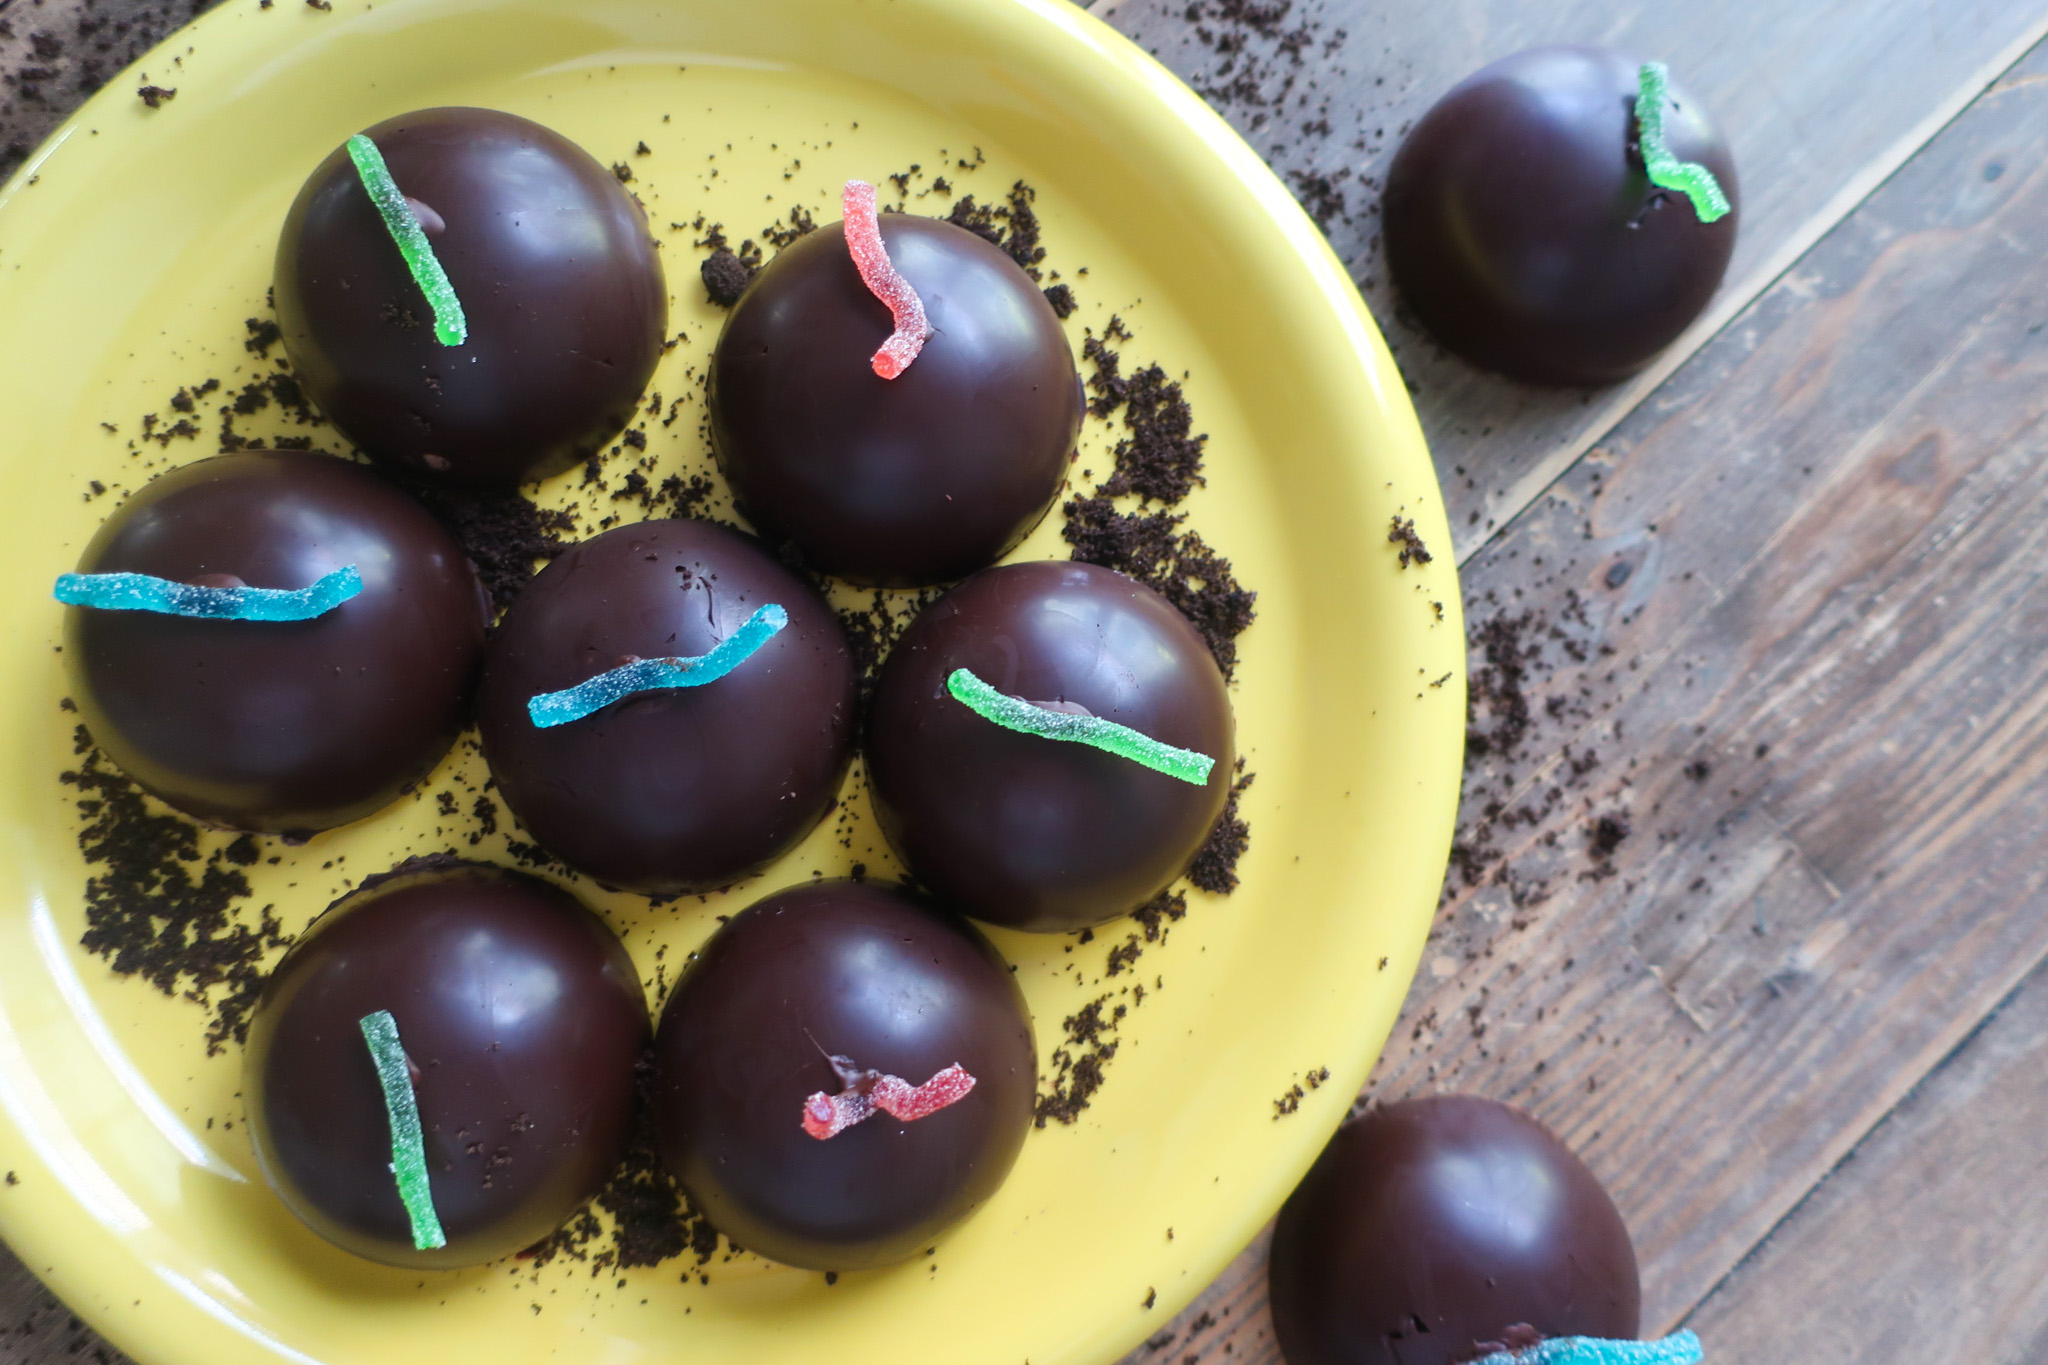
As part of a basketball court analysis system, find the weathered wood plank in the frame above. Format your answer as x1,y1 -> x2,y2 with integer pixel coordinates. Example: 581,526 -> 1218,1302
0,1249 -> 102,1365
1411,44 -> 2048,1317
1127,32 -> 2048,1365
1682,960 -> 2048,1362
0,0 -> 201,183
1098,0 -> 2048,560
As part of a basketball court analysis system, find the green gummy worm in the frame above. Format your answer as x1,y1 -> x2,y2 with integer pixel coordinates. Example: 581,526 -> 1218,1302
946,668 -> 1215,787
358,1009 -> 447,1251
345,134 -> 468,347
1634,63 -> 1732,224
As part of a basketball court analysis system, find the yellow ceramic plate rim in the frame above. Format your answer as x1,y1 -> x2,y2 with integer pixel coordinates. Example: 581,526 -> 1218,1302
0,1 -> 1465,1363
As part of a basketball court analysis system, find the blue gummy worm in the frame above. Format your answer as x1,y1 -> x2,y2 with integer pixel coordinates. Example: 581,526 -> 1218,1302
527,603 -> 789,728
1465,1331 -> 1704,1365
53,565 -> 363,622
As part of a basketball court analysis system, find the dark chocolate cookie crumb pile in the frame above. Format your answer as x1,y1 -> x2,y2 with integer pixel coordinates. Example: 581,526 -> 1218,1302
834,586 -> 941,713
1581,811 -> 1629,882
1063,318 -> 1258,680
690,212 -> 822,309
1164,0 -> 1372,241
1187,765 -> 1254,895
692,220 -> 763,308
397,479 -> 579,617
523,1064 -> 722,1278
1389,515 -> 1433,568
1105,890 -> 1188,980
1084,328 -> 1209,506
1034,994 -> 1125,1128
700,248 -> 754,307
1441,581 -> 1623,936
60,725 -> 286,1055
1271,1064 -> 1331,1117
947,180 -> 1048,280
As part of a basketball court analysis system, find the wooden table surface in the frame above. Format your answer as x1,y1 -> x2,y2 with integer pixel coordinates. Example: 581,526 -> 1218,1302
7,0 -> 2048,1361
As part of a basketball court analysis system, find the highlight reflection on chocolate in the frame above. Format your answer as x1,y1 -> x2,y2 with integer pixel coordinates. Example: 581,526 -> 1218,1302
651,880 -> 1035,1270
63,450 -> 488,835
277,107 -> 667,487
245,859 -> 648,1268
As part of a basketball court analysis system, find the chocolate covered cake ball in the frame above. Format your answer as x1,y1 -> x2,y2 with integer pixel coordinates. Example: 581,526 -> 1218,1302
276,107 -> 666,486
1269,1095 -> 1641,1365
651,880 -> 1035,1270
1384,47 -> 1739,385
476,518 -> 857,897
245,859 -> 648,1268
866,561 -> 1233,933
707,181 -> 1082,586
59,450 -> 487,835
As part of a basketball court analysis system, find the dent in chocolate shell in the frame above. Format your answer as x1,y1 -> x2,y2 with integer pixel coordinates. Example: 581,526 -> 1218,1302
276,107 -> 667,486
866,561 -> 1233,932
708,215 -> 1082,586
63,450 -> 489,836
1384,46 -> 1738,386
1269,1095 -> 1641,1365
651,879 -> 1036,1270
476,519 -> 857,896
245,858 -> 648,1268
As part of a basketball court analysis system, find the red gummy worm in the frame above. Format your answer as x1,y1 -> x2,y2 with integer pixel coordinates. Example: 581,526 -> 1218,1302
842,179 -> 932,379
802,1062 -> 977,1140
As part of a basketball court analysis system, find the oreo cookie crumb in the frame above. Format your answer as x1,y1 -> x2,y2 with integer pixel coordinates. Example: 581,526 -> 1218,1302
522,1058 -> 721,1274
243,318 -> 282,356
1389,516 -> 1432,568
1188,766 -> 1254,894
1034,994 -> 1125,1127
1083,331 -> 1208,505
947,181 -> 1048,280
61,729 -> 285,1054
1063,317 -> 1255,677
1064,499 -> 1255,679
396,479 -> 577,616
700,248 -> 755,307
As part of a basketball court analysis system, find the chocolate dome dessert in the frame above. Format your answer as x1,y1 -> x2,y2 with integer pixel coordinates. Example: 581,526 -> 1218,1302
276,107 -> 666,486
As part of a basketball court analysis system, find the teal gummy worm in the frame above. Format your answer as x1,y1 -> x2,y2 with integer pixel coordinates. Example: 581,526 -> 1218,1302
945,668 -> 1215,786
358,1010 -> 447,1252
526,603 -> 789,728
1634,64 -> 1731,224
1466,1330 -> 1704,1365
53,564 -> 362,621
346,133 -> 468,346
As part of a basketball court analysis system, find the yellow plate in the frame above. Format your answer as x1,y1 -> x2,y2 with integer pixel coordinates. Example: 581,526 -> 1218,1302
0,1 -> 1463,1362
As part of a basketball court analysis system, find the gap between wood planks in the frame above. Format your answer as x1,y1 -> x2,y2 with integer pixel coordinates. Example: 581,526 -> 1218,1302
1083,0 -> 2048,566
1116,24 -> 2048,1365
1679,955 -> 2048,1360
1411,116 -> 2048,1318
1456,21 -> 2048,567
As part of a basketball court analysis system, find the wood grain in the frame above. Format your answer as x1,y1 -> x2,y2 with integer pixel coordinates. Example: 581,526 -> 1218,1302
1098,0 -> 2048,560
0,0 -> 206,182
1682,958 -> 2048,1363
1127,33 -> 2048,1365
